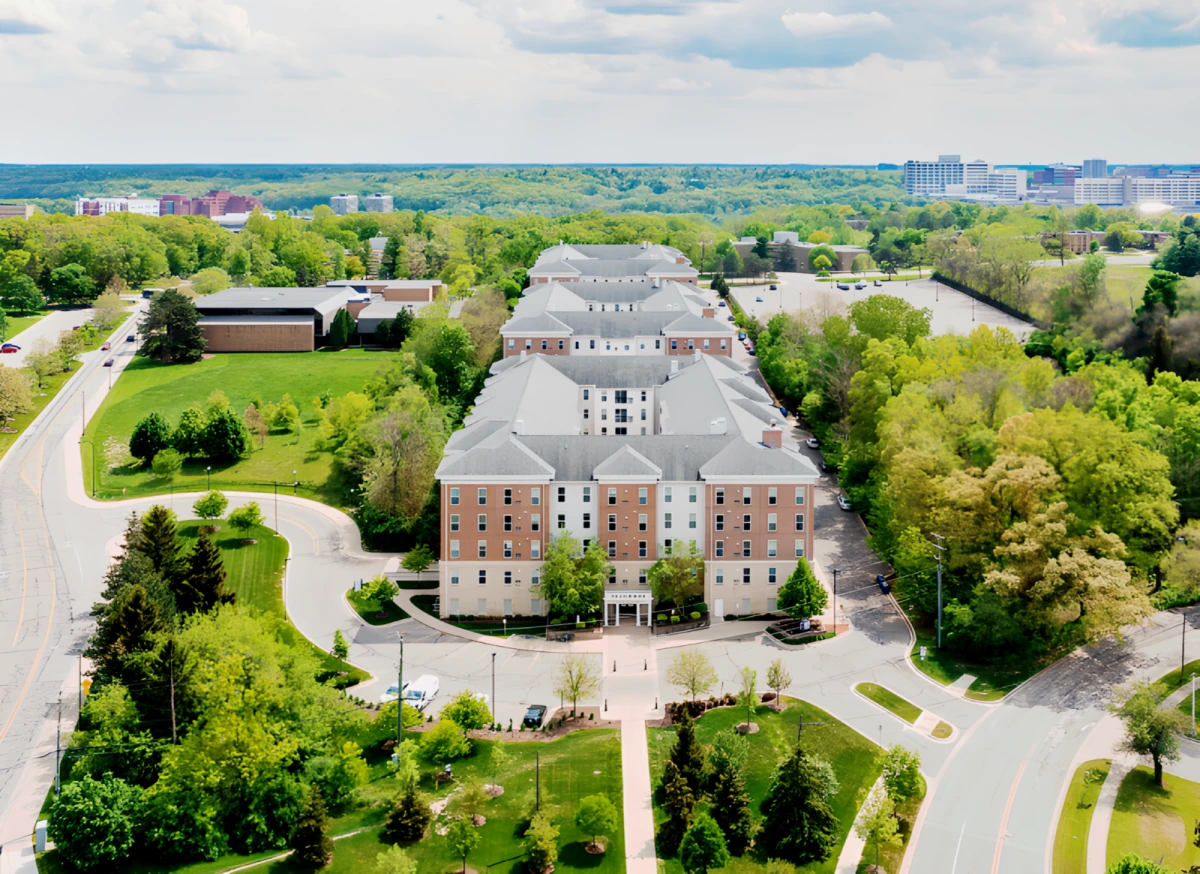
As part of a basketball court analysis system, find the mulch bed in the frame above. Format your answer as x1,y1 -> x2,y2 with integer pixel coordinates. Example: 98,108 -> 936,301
464,707 -> 619,742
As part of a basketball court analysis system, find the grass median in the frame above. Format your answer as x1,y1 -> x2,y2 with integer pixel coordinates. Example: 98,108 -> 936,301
1052,759 -> 1110,874
855,682 -> 921,724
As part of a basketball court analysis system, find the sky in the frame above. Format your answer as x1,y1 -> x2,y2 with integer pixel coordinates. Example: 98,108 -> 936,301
2,0 -> 1199,165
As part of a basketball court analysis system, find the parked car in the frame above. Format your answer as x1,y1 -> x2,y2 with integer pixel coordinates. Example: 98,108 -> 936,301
555,632 -> 575,642
855,282 -> 866,290
103,357 -> 115,367
805,437 -> 820,449
769,284 -> 778,290
125,334 -> 136,342
818,459 -> 837,474
380,681 -> 409,704
738,331 -> 747,340
836,283 -> 850,291
0,343 -> 19,354
523,704 -> 548,728
873,280 -> 883,287
101,342 -> 111,351
837,494 -> 853,511
876,574 -> 892,594
402,674 -> 440,711
727,315 -> 735,321
747,345 -> 756,356
718,300 -> 727,307
755,296 -> 763,302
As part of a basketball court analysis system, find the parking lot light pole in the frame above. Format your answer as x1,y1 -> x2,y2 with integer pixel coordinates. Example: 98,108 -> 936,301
491,652 -> 496,728
831,568 -> 839,635
206,465 -> 211,490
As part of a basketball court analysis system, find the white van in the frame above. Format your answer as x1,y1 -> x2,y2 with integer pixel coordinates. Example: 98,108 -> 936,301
380,681 -> 408,704
403,675 -> 440,711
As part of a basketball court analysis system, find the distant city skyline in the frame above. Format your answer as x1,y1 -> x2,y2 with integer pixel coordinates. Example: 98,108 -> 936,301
1,0 -> 1198,164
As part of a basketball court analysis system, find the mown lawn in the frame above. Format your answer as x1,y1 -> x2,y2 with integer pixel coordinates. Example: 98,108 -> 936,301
82,351 -> 393,504
908,627 -> 1035,701
1107,765 -> 1200,870
4,308 -> 51,339
278,730 -> 625,874
648,698 -> 882,874
1052,759 -> 1110,874
347,587 -> 408,625
855,683 -> 921,724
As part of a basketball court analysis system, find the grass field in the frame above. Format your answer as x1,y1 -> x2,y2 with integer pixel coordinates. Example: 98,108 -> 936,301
1052,759 -> 1110,874
347,587 -> 408,625
857,774 -> 926,874
1033,262 -> 1200,311
3,308 -> 51,339
285,729 -> 625,874
175,519 -> 368,687
908,628 -> 1035,701
648,698 -> 882,873
1107,765 -> 1200,870
82,351 -> 393,504
855,683 -> 921,724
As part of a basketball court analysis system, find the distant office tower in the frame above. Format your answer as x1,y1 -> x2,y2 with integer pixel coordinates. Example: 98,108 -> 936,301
0,204 -> 35,219
158,190 -> 263,217
362,193 -> 393,213
75,194 -> 160,217
1032,164 -> 1079,186
1082,159 -> 1108,179
330,194 -> 359,215
903,156 -> 1025,201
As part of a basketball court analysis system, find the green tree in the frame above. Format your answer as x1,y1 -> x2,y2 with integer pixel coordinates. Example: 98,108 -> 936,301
49,262 -> 98,304
807,245 -> 838,271
0,364 -> 34,425
151,447 -> 183,479
304,742 -> 370,811
441,689 -> 493,730
136,504 -> 184,582
177,532 -> 233,615
666,649 -> 717,702
575,794 -> 617,852
172,406 -> 208,458
331,629 -> 349,660
140,289 -> 206,363
879,744 -> 922,803
457,778 -> 490,824
445,817 -> 480,874
1106,856 -> 1172,874
667,709 -> 707,796
710,760 -> 755,854
680,813 -> 731,874
383,780 -> 432,842
1140,270 -> 1181,317
202,408 -> 252,461
402,545 -> 435,582
854,790 -> 903,870
776,241 -> 797,272
0,274 -> 44,314
1109,680 -> 1186,788
360,573 -> 399,612
191,267 -> 232,296
48,774 -> 144,871
647,540 -> 704,607
658,760 -> 695,855
193,489 -> 228,523
328,308 -> 354,347
524,811 -> 560,872
777,558 -> 827,620
766,657 -> 792,705
759,747 -> 839,865
373,845 -> 417,874
552,654 -> 601,716
228,502 -> 265,537
848,295 -> 932,346
290,786 -> 333,868
91,290 -> 127,331
535,533 -> 594,616
130,412 -> 172,464
422,718 -> 472,764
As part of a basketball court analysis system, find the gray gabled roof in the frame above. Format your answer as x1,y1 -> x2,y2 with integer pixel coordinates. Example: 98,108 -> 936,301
489,354 -> 696,387
664,312 -> 735,335
594,444 -> 663,478
500,312 -> 572,335
438,436 -> 556,478
516,436 -> 734,482
699,440 -> 818,478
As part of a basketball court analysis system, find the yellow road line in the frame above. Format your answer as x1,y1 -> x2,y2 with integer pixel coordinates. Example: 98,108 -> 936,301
19,436 -> 44,501
990,760 -> 1027,874
11,500 -> 27,647
287,515 -> 321,556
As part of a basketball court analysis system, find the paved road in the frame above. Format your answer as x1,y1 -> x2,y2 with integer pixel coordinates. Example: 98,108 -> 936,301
1,308 -> 96,365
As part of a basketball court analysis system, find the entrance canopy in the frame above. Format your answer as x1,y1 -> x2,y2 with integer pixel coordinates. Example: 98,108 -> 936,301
602,590 -> 653,626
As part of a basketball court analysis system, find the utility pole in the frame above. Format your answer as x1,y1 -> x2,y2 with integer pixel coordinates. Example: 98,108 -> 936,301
397,637 -> 405,754
831,568 -> 839,635
55,694 -> 61,797
78,654 -> 82,713
931,533 -> 946,648
1183,611 -> 1187,676
169,646 -> 178,745
491,652 -> 496,728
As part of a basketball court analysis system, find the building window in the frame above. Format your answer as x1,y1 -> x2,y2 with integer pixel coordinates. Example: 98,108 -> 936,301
450,514 -> 460,532
768,488 -> 777,505
583,487 -> 591,503
584,409 -> 589,419
663,538 -> 673,554
655,339 -> 661,350
641,391 -> 647,402
715,540 -> 724,557
767,540 -> 777,558
451,574 -> 459,586
639,487 -> 648,505
671,339 -> 678,350
583,389 -> 590,400
505,570 -> 512,585
449,488 -> 459,505
608,514 -> 617,531
477,514 -> 487,532
608,541 -> 616,558
664,513 -> 673,529
769,567 -> 777,584
530,514 -> 540,532
689,487 -> 697,503
601,410 -> 608,421
720,339 -> 727,350
525,339 -> 531,349
507,339 -> 514,349
795,540 -> 805,558
744,488 -> 752,506
715,488 -> 724,505
639,571 -> 648,586
583,512 -> 591,529
639,514 -> 648,531
795,514 -> 805,531
532,569 -> 540,587
531,540 -> 541,559
557,514 -> 566,530
558,487 -> 566,502
715,514 -> 724,531
608,488 -> 617,505
640,409 -> 647,421
478,488 -> 487,505
716,568 -> 724,585
590,340 -> 595,349
531,488 -> 540,505
504,515 -> 512,531
639,541 -> 647,557
795,488 -> 805,505
688,340 -> 694,350
582,540 -> 590,551
541,340 -> 548,350
609,571 -> 617,585
478,541 -> 487,558
689,513 -> 697,529
449,540 -> 460,559
768,513 -> 777,531
504,541 -> 513,558
479,569 -> 488,585
742,568 -> 751,585
664,487 -> 672,503
743,514 -> 751,531
742,540 -> 751,558
558,340 -> 564,350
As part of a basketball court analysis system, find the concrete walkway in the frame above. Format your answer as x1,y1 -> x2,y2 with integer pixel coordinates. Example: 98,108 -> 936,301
621,720 -> 657,874
836,777 -> 884,874
1086,757 -> 1133,874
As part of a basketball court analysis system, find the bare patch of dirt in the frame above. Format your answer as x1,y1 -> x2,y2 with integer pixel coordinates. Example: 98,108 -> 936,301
584,841 -> 607,855
484,784 -> 504,798
471,814 -> 486,827
736,722 -> 760,734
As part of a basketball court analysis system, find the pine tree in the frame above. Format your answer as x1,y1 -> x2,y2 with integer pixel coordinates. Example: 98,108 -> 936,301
658,760 -> 695,856
135,504 -> 184,583
679,813 -> 730,874
710,766 -> 755,854
383,780 -> 432,842
759,747 -> 838,865
667,709 -> 707,797
176,532 -> 233,615
291,786 -> 333,868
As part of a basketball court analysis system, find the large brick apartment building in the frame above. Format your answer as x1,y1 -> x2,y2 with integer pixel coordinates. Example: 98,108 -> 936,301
527,242 -> 699,285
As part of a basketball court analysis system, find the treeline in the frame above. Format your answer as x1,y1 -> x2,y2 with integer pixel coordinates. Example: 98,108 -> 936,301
755,293 -> 1199,664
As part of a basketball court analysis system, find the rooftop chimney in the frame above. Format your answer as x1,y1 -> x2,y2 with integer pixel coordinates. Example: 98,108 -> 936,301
761,423 -> 782,449
694,349 -> 702,362
520,350 -> 527,361
702,307 -> 714,318
514,419 -> 525,435
670,360 -> 679,375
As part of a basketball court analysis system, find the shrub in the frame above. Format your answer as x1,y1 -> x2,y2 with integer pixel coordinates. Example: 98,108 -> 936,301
422,719 -> 472,763
670,615 -> 681,624
689,611 -> 701,621
691,602 -> 708,613
48,774 -> 144,871
150,448 -> 183,479
130,412 -> 171,464
657,614 -> 667,623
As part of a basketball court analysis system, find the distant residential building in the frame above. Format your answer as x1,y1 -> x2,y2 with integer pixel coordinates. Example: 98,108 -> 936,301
362,193 -> 393,213
903,156 -> 1026,202
1081,159 -> 1108,179
0,204 -> 35,219
1075,174 -> 1200,208
528,242 -> 697,285
330,194 -> 359,215
75,194 -> 161,217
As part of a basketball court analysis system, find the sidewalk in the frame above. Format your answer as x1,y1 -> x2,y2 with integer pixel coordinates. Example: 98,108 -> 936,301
1087,757 -> 1134,874
835,777 -> 884,874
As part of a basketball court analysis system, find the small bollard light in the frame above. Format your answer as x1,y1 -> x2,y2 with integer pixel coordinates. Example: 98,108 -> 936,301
604,699 -> 608,712
613,660 -> 616,673
644,659 -> 647,671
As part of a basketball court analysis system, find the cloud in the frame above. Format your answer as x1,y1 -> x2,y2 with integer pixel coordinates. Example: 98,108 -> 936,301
0,0 -> 66,34
781,10 -> 892,37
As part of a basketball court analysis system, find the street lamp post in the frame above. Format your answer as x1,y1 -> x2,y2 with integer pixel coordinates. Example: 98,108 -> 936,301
206,465 -> 211,490
491,653 -> 496,728
293,470 -> 298,496
831,567 -> 839,636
